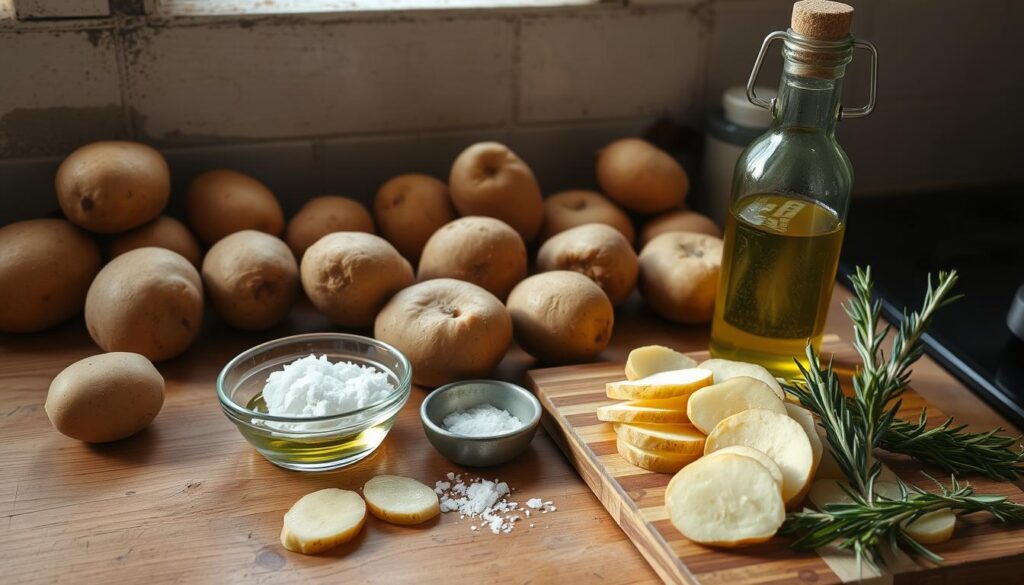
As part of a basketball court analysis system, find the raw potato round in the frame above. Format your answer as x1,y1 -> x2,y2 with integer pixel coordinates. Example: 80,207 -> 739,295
285,196 -> 375,259
686,376 -> 786,435
45,352 -> 164,443
374,279 -> 512,387
373,174 -> 456,263
202,230 -> 299,330
507,271 -> 614,365
703,445 -> 784,490
596,397 -> 691,425
363,475 -> 440,526
606,368 -> 713,401
536,223 -> 638,306
698,358 -> 784,400
615,423 -> 705,454
185,169 -> 285,245
281,488 -> 366,554
110,215 -> 203,267
448,142 -> 544,242
0,219 -> 101,333
666,453 -> 785,547
55,141 -> 170,233
785,403 -> 824,476
625,345 -> 698,381
300,232 -> 414,328
417,216 -> 527,300
597,138 -> 689,214
639,232 -> 723,324
639,210 -> 722,247
85,247 -> 203,362
809,480 -> 956,544
617,436 -> 699,474
541,190 -> 635,244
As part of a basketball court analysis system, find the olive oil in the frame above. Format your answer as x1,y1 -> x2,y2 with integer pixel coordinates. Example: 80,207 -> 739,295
710,194 -> 844,376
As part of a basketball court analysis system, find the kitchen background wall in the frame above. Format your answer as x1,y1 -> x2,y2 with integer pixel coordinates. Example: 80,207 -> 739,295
0,0 -> 1020,222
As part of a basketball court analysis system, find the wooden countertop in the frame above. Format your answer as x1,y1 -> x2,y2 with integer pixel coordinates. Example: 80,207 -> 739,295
1,285 -> 1014,585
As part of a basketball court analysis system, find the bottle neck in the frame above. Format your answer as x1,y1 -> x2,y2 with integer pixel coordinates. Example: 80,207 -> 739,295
774,72 -> 845,134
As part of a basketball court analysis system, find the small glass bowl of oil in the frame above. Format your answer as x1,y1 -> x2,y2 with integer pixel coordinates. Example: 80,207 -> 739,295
217,333 -> 411,472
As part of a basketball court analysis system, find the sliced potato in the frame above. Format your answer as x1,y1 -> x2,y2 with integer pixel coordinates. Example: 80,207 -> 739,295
698,358 -> 784,400
705,409 -> 814,507
615,423 -> 705,455
808,480 -> 955,544
363,475 -> 440,526
666,453 -> 785,547
785,403 -> 824,476
625,345 -> 698,381
617,435 -> 700,473
597,396 -> 690,425
281,488 -> 366,554
686,376 -> 786,434
704,445 -> 784,491
606,368 -> 713,400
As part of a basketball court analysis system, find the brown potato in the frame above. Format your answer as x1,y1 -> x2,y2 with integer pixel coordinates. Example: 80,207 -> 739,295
536,223 -> 638,306
185,169 -> 284,245
373,174 -> 455,263
597,138 -> 689,214
55,141 -> 170,233
85,247 -> 204,362
507,271 -> 614,364
110,215 -> 203,267
0,219 -> 101,333
417,216 -> 527,300
300,232 -> 414,327
45,352 -> 164,443
448,142 -> 544,242
639,210 -> 722,247
285,196 -> 375,259
202,231 -> 299,330
375,279 -> 512,387
541,190 -> 635,244
638,232 -> 723,324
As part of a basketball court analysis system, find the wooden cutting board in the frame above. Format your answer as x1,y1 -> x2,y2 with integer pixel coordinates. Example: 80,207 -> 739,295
526,338 -> 1024,585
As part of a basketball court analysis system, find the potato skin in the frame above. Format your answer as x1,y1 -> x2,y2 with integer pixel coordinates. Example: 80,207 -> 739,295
507,271 -> 614,365
45,352 -> 164,443
374,279 -> 512,387
85,247 -> 204,362
536,223 -> 638,306
55,141 -> 170,233
285,196 -> 375,260
202,231 -> 298,330
448,142 -> 544,242
597,139 -> 689,214
417,216 -> 527,300
110,215 -> 203,267
185,170 -> 284,245
638,232 -> 723,324
541,190 -> 635,244
639,210 -> 722,247
373,174 -> 455,263
300,232 -> 414,327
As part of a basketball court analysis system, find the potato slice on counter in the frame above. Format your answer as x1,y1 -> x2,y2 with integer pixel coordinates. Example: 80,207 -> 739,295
617,436 -> 700,473
704,445 -> 783,491
597,396 -> 690,425
606,368 -> 712,400
666,453 -> 785,547
686,376 -> 786,434
615,423 -> 705,455
785,403 -> 824,476
698,358 -> 784,400
364,475 -> 440,526
705,409 -> 814,507
281,488 -> 366,554
809,480 -> 956,544
625,345 -> 698,381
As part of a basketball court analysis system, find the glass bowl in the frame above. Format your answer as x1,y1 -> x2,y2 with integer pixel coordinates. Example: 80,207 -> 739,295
217,333 -> 412,472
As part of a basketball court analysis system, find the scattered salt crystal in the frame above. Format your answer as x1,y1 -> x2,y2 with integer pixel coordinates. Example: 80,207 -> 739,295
529,523 -> 535,528
435,473 -> 556,535
442,404 -> 523,436
526,498 -> 543,509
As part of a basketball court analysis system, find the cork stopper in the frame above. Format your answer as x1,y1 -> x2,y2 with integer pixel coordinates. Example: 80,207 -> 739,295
791,0 -> 854,40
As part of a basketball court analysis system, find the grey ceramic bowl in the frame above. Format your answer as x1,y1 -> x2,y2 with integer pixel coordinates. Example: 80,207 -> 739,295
420,380 -> 541,467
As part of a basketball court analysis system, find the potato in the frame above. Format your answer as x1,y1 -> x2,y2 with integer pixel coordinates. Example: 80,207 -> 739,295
185,169 -> 284,245
606,368 -> 713,400
507,271 -> 613,365
638,232 -> 723,324
300,232 -> 414,328
202,231 -> 299,330
281,488 -> 366,554
84,247 -> 203,362
785,403 -> 824,477
704,445 -> 784,490
373,174 -> 455,263
685,376 -> 786,435
0,219 -> 101,333
55,141 -> 170,233
285,196 -> 374,259
45,352 -> 164,443
363,475 -> 440,526
597,138 -> 688,214
418,217 -> 527,300
639,210 -> 722,247
615,423 -> 705,455
617,436 -> 699,474
536,223 -> 638,306
110,215 -> 202,267
596,397 -> 691,425
448,142 -> 544,242
374,278 -> 512,387
666,453 -> 785,546
698,358 -> 784,400
624,345 -> 698,381
540,190 -> 634,244
809,480 -> 955,544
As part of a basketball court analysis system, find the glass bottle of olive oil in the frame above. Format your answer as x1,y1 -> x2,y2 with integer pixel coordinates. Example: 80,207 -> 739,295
709,1 -> 877,377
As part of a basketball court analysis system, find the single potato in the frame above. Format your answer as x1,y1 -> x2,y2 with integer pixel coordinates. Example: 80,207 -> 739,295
281,489 -> 366,554
597,138 -> 688,214
373,174 -> 456,263
285,196 -> 375,259
624,345 -> 698,381
536,223 -> 638,306
540,190 -> 634,244
639,210 -> 722,247
363,475 -> 440,526
418,216 -> 527,300
638,232 -> 723,324
448,142 -> 544,242
110,215 -> 203,267
596,397 -> 691,425
686,376 -> 786,435
704,445 -> 784,490
185,169 -> 285,245
202,231 -> 299,330
606,368 -> 713,401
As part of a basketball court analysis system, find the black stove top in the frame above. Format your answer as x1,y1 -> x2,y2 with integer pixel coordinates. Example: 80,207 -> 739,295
839,186 -> 1024,428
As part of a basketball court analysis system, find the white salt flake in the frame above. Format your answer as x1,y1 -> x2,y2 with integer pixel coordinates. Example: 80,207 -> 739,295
442,404 -> 523,436
435,473 -> 556,536
526,498 -> 543,509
